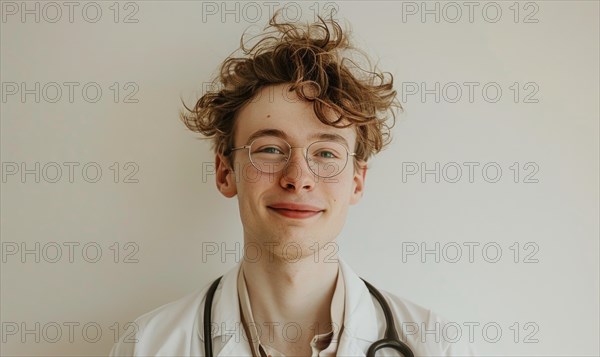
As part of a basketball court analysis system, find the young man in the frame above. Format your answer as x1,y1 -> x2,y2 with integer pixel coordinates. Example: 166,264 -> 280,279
110,12 -> 476,357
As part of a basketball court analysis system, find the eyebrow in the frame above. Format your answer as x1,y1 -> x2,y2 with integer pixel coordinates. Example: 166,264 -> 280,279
245,128 -> 351,149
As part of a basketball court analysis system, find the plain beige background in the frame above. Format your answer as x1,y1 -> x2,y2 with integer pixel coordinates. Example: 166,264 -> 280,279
1,1 -> 598,356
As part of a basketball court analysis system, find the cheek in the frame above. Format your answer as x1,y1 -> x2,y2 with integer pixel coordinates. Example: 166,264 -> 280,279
323,181 -> 354,207
235,171 -> 272,206
235,164 -> 263,184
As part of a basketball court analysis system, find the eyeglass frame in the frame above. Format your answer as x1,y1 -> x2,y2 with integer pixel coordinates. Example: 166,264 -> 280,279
225,136 -> 358,178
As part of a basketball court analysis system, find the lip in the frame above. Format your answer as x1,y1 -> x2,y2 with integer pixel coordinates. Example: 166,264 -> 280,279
267,202 -> 325,219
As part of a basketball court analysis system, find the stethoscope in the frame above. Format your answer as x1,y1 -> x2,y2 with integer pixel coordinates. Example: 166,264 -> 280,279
203,276 -> 414,357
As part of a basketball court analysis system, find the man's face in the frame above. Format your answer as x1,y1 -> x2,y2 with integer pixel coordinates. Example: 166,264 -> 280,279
215,83 -> 366,261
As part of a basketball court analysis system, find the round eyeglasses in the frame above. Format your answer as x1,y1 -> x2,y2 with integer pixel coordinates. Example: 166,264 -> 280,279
227,135 -> 356,178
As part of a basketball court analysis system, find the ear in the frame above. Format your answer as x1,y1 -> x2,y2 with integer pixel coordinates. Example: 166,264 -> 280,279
350,160 -> 367,205
215,153 -> 237,198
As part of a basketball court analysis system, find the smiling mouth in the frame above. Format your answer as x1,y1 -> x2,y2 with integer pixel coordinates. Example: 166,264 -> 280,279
267,207 -> 324,219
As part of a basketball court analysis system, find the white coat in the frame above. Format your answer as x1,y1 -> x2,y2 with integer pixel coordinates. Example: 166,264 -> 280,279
110,257 -> 477,356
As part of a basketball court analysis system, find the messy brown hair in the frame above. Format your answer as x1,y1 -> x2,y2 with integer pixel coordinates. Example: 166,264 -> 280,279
179,10 -> 402,173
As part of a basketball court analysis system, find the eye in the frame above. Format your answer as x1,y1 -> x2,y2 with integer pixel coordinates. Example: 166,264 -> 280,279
315,150 -> 339,159
257,146 -> 285,155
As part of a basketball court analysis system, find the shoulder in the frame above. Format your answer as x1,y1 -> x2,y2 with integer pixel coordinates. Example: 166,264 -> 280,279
135,285 -> 208,331
377,288 -> 479,356
109,285 -> 209,356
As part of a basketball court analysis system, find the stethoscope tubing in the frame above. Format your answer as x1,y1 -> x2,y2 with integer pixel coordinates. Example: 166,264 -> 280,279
203,276 -> 414,357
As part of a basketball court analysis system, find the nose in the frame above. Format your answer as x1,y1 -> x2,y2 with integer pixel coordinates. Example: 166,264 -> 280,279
279,147 -> 317,192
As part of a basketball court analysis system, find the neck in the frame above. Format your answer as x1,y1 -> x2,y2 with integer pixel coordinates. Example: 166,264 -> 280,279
240,241 -> 339,339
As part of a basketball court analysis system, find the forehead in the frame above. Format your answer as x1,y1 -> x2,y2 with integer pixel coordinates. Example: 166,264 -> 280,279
233,84 -> 357,148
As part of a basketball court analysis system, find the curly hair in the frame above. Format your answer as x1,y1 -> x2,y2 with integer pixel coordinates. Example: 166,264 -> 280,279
179,10 -> 402,173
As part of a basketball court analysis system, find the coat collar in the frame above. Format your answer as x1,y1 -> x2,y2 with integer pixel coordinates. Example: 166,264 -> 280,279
197,256 -> 380,357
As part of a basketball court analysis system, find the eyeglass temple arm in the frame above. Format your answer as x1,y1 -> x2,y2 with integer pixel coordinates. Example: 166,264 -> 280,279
225,145 -> 250,156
